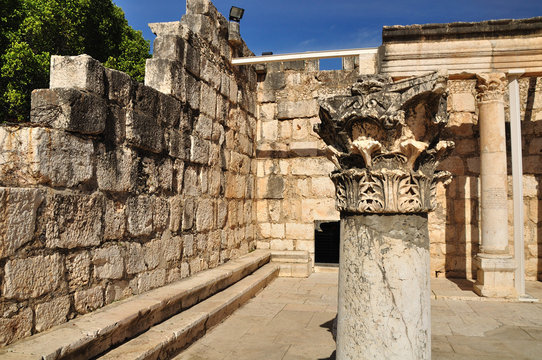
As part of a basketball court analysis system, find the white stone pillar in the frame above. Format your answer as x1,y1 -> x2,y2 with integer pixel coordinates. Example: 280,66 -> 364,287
338,214 -> 430,359
316,72 -> 452,360
473,73 -> 516,298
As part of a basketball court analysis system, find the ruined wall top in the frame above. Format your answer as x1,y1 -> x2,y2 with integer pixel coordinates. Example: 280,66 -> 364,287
383,16 -> 542,43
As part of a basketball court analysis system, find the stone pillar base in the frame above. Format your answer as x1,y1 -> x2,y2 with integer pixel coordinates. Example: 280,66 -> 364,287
473,255 -> 517,298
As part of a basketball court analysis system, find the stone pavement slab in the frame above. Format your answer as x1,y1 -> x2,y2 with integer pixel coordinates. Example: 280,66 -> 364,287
175,274 -> 542,360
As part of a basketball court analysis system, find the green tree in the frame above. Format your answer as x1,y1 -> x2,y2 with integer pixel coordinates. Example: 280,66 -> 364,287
0,0 -> 150,122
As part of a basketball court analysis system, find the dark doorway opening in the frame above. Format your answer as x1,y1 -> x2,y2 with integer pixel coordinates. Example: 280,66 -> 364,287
314,221 -> 340,265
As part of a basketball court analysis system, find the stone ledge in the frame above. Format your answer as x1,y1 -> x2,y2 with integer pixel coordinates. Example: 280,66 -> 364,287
97,263 -> 279,359
271,250 -> 312,278
0,250 -> 271,360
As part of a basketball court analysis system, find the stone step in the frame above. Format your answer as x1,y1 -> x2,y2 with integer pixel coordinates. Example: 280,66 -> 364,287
270,250 -> 312,277
96,263 -> 279,360
314,265 -> 339,273
0,250 -> 271,360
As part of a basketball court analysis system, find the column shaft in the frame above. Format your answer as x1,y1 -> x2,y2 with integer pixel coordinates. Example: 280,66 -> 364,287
474,72 -> 516,298
478,100 -> 509,254
337,214 -> 430,360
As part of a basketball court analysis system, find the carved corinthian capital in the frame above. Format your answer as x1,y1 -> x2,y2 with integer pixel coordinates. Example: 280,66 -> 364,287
316,72 -> 453,214
476,73 -> 507,102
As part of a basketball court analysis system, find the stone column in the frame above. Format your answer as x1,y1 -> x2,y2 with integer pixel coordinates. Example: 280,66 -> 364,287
316,72 -> 452,360
473,73 -> 516,298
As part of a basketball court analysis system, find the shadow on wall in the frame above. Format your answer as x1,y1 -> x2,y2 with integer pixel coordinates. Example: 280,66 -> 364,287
537,175 -> 542,281
523,77 -> 542,281
445,173 -> 480,280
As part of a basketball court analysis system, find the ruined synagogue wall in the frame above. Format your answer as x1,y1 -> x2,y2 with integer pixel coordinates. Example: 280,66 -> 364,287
255,61 -> 358,260
256,64 -> 542,280
433,77 -> 542,280
0,0 -> 258,346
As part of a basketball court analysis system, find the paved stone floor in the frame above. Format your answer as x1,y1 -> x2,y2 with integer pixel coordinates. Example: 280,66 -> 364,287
175,273 -> 542,360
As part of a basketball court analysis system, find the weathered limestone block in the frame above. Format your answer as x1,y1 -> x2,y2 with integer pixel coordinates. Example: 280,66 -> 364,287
163,233 -> 183,263
194,114 -> 213,140
93,245 -> 125,279
190,135 -> 210,164
126,195 -> 154,237
97,145 -> 137,193
0,187 -> 44,260
74,286 -> 104,314
186,0 -> 214,16
135,269 -> 167,294
3,254 -> 64,299
145,58 -> 185,101
66,251 -> 91,291
104,104 -> 127,144
158,93 -> 183,128
35,295 -> 71,332
290,157 -> 335,176
277,99 -> 318,119
149,21 -> 185,37
103,199 -> 126,240
143,239 -> 163,270
125,242 -> 147,275
105,282 -> 132,304
0,127 -> 94,187
169,196 -> 183,232
182,198 -> 195,230
316,72 -> 452,360
167,129 -> 190,160
200,82 -> 217,117
285,223 -> 313,240
450,92 -> 476,112
126,108 -> 164,153
31,88 -> 107,134
201,58 -> 221,90
50,54 -> 105,95
182,14 -> 218,47
153,196 -> 170,232
183,233 -> 194,257
44,192 -> 104,249
104,68 -> 133,106
184,41 -> 201,78
153,35 -> 185,61
185,73 -> 201,110
196,198 -> 214,231
0,308 -> 33,346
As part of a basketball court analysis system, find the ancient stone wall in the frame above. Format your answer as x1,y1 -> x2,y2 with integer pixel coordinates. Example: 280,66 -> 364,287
256,65 -> 542,280
255,61 -> 360,259
0,0 -> 257,346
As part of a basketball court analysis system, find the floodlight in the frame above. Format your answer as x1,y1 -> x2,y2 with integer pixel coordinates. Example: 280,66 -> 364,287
229,6 -> 244,22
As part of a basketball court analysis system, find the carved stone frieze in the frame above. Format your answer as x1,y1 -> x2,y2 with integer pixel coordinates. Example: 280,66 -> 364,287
476,73 -> 507,103
316,71 -> 453,214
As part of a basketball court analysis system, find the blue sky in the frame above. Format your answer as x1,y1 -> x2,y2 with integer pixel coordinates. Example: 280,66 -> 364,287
114,0 -> 542,56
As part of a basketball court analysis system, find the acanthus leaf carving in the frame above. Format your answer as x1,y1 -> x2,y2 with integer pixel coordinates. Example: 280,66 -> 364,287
476,73 -> 507,102
317,71 -> 453,214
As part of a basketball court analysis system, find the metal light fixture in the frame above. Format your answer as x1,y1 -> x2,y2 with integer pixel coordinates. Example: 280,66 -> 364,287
229,6 -> 245,22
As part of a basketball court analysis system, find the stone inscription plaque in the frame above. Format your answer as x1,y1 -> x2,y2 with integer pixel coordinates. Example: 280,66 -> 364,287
483,188 -> 507,209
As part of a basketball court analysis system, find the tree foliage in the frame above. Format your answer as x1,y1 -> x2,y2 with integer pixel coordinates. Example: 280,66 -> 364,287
0,0 -> 151,122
